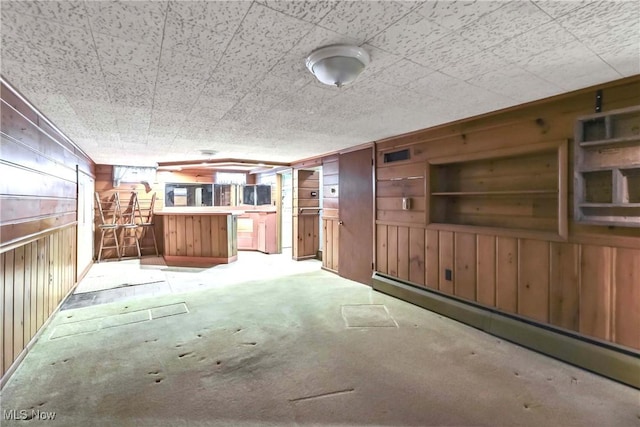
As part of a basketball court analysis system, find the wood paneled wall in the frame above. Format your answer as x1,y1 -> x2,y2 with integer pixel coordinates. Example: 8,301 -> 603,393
293,169 -> 320,260
1,227 -> 77,376
1,80 -> 93,379
375,76 -> 640,351
322,156 -> 340,271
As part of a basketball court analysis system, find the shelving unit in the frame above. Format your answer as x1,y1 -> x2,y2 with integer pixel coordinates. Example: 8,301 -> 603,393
574,105 -> 640,227
427,140 -> 568,239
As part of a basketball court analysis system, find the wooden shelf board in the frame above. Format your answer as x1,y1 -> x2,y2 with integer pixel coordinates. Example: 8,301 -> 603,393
579,135 -> 640,147
431,190 -> 558,196
580,203 -> 640,208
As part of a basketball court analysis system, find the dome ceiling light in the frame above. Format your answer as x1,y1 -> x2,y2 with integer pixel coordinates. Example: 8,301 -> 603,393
305,45 -> 370,88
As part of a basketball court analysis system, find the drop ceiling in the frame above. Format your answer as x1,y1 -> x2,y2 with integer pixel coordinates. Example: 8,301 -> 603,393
1,0 -> 637,166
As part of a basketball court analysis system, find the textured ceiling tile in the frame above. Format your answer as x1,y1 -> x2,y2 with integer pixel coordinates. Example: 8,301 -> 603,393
158,49 -> 215,81
410,32 -> 479,69
467,67 -> 562,102
166,0 -> 250,34
216,36 -> 284,74
599,42 -> 640,77
370,59 -> 435,87
154,73 -> 207,109
105,77 -> 154,109
190,96 -> 237,120
94,32 -> 160,78
203,63 -> 267,100
438,49 -> 512,81
458,1 -> 553,50
269,54 -> 312,87
257,0 -> 337,24
86,0 -> 167,45
368,11 -> 450,56
491,21 -> 577,63
318,1 -> 414,42
532,0 -> 596,18
558,1 -> 640,52
416,0 -> 505,31
357,44 -> 403,78
1,0 -> 90,30
516,41 -> 620,91
287,25 -> 362,57
163,19 -> 232,61
236,3 -> 313,53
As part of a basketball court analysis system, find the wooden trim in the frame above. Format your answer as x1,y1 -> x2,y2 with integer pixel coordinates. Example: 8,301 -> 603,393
293,254 -> 317,261
321,265 -> 338,274
163,255 -> 237,267
558,140 -> 569,239
0,222 -> 77,254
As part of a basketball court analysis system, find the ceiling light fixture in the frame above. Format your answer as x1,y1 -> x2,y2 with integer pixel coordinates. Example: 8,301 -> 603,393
305,45 -> 370,88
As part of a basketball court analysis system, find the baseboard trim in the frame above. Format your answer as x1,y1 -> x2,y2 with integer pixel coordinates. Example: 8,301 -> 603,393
372,272 -> 640,389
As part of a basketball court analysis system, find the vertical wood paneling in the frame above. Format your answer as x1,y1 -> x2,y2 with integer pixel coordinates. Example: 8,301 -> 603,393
518,239 -> 550,323
454,232 -> 476,301
176,215 -> 186,256
409,227 -> 425,285
13,246 -> 25,360
397,227 -> 409,281
185,216 -> 194,257
549,242 -> 579,331
0,252 -> 4,374
331,220 -> 339,271
36,239 -> 46,330
200,216 -> 211,257
476,235 -> 496,306
496,237 -> 518,313
376,224 -> 387,274
580,245 -> 612,340
438,231 -> 454,294
387,226 -> 398,277
613,248 -> 640,349
425,229 -> 439,289
29,240 -> 39,339
193,216 -> 202,256
23,244 -> 32,347
322,220 -> 331,269
3,251 -> 14,371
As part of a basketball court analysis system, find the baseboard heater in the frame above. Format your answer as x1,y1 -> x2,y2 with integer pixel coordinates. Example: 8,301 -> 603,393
372,272 -> 639,389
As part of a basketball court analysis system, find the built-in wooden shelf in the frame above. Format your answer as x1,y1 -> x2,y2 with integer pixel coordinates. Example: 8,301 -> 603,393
428,140 -> 568,239
574,105 -> 640,227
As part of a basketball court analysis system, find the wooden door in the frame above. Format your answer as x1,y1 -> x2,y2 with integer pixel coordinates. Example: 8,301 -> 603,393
339,147 -> 374,285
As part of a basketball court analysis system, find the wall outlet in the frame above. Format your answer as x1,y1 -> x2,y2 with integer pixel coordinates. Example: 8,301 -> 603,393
445,269 -> 452,281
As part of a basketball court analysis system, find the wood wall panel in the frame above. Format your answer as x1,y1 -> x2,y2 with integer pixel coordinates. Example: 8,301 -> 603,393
613,248 -> 640,349
397,227 -> 409,281
376,224 -> 388,274
387,226 -> 398,277
579,245 -> 612,340
0,227 -> 77,378
496,237 -> 518,314
408,227 -> 425,285
2,81 -> 93,380
518,239 -> 550,323
425,229 -> 439,289
454,232 -> 476,301
476,235 -> 496,306
438,231 -> 454,294
373,76 -> 640,349
293,169 -> 320,260
549,242 -> 579,331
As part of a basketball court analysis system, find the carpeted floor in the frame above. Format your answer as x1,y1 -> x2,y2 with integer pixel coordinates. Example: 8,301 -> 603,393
1,251 -> 638,426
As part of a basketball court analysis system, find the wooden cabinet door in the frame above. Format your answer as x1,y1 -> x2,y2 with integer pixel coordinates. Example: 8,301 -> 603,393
338,147 -> 374,285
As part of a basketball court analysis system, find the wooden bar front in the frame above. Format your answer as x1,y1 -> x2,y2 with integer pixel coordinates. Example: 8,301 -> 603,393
156,209 -> 238,267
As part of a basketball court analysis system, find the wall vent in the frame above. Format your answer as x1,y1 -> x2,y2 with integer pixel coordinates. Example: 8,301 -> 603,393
383,149 -> 410,163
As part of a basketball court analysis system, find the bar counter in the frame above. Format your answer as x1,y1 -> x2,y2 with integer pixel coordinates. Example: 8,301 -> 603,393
155,208 -> 240,267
